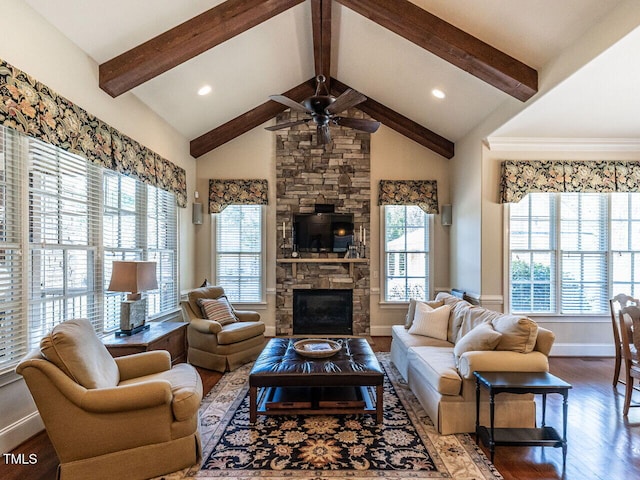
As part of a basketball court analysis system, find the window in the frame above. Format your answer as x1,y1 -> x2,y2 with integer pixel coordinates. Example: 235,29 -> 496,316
0,125 -> 179,373
214,204 -> 264,303
509,192 -> 640,315
383,205 -> 431,301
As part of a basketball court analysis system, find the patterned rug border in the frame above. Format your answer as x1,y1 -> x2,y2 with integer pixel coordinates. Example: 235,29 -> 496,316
161,353 -> 503,480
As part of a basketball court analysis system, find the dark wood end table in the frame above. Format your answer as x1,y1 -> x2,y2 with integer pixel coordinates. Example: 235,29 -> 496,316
474,371 -> 572,468
102,321 -> 188,365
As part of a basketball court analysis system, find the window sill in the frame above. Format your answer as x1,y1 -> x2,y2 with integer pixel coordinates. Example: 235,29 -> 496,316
377,301 -> 410,310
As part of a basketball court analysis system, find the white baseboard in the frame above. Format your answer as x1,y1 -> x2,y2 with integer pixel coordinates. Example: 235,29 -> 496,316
265,325 -> 277,337
549,343 -> 614,357
370,325 -> 392,336
0,411 -> 44,453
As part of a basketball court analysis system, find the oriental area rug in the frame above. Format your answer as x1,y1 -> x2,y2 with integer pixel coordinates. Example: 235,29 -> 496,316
160,354 -> 503,480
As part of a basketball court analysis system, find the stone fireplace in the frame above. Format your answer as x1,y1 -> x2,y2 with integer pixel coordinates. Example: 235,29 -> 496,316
275,109 -> 371,336
293,289 -> 353,335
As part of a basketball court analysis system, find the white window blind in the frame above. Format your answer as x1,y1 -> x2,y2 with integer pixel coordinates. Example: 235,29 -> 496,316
611,193 -> 640,297
214,205 -> 263,303
383,205 -> 430,301
510,193 -> 556,313
0,128 -> 26,372
28,136 -> 102,349
146,184 -> 178,317
509,192 -> 637,315
103,172 -> 142,331
0,125 -> 179,373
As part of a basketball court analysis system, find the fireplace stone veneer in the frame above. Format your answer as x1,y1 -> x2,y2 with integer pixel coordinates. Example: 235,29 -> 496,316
275,109 -> 370,336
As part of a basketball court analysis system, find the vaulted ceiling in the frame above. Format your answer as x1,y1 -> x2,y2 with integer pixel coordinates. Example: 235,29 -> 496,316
25,0 -> 631,159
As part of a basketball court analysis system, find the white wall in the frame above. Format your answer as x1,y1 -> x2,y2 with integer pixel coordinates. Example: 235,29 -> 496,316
0,0 -> 196,452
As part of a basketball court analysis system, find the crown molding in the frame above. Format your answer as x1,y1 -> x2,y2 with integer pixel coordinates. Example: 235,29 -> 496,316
485,137 -> 640,152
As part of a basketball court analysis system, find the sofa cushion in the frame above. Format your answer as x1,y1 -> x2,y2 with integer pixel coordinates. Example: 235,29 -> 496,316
405,299 -> 444,329
491,315 -> 539,353
408,303 -> 451,340
40,318 -> 120,389
198,297 -> 237,326
392,325 -> 453,349
217,321 -> 266,345
453,323 -> 502,362
456,307 -> 502,343
408,346 -> 462,396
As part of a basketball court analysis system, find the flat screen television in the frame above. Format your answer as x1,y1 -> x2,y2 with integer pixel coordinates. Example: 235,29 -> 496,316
293,213 -> 354,253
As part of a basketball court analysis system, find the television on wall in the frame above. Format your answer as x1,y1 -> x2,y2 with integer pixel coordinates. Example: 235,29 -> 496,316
293,213 -> 354,253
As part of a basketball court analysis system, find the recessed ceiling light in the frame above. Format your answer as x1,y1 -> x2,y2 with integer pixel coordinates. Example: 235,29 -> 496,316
432,89 -> 446,99
198,85 -> 212,96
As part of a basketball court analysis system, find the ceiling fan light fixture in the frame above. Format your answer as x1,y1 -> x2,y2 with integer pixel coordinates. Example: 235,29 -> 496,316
197,85 -> 212,96
432,88 -> 446,99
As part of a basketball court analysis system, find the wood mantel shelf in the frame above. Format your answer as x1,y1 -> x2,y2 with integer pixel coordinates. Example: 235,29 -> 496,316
276,258 -> 368,276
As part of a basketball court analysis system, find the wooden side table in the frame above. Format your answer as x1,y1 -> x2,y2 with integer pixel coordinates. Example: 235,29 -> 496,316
103,321 -> 188,365
474,371 -> 571,468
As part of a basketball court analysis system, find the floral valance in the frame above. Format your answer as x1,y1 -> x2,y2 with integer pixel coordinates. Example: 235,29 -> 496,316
0,59 -> 187,207
209,179 -> 269,213
378,180 -> 439,214
500,160 -> 640,203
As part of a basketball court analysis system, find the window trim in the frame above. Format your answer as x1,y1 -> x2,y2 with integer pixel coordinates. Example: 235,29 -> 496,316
211,204 -> 266,304
379,205 -> 434,304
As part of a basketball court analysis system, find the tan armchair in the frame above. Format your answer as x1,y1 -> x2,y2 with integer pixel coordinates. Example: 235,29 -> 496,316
16,318 -> 202,480
181,285 -> 267,372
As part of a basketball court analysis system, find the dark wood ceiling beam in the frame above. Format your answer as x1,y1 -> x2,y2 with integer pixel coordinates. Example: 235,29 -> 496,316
335,0 -> 537,101
330,77 -> 454,158
99,0 -> 305,97
190,79 -> 316,157
311,0 -> 332,88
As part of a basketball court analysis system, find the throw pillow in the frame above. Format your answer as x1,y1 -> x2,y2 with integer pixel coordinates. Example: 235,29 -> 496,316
491,315 -> 539,353
408,303 -> 451,340
453,323 -> 503,361
198,297 -> 238,326
404,298 -> 445,329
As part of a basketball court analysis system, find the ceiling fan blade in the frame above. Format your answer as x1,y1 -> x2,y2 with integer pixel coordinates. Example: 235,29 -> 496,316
335,117 -> 381,133
325,88 -> 367,115
264,119 -> 309,131
317,124 -> 331,144
268,95 -> 312,113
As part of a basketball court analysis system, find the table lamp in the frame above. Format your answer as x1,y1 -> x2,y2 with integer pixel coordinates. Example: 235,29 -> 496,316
108,261 -> 158,336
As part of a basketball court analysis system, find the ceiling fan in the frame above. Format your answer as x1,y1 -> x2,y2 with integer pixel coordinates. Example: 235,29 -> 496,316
265,75 -> 381,145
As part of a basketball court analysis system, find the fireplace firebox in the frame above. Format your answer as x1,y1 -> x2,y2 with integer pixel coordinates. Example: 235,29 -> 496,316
293,289 -> 353,335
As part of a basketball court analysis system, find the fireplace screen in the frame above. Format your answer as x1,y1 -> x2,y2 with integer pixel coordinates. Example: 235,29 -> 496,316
293,289 -> 353,335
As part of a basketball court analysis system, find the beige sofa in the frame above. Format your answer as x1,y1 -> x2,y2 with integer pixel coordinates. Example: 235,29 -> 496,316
16,318 -> 202,480
390,292 -> 555,435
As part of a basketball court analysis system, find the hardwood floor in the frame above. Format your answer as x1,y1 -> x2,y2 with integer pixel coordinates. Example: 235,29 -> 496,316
2,339 -> 639,480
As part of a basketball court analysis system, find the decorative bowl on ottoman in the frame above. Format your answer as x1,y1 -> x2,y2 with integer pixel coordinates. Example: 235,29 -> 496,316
293,339 -> 341,358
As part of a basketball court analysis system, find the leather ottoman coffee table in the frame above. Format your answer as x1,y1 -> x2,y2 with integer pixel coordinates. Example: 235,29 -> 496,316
249,337 -> 384,423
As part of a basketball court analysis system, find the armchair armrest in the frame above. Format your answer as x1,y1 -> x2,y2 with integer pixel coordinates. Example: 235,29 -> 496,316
115,351 -> 171,381
79,381 -> 173,413
458,350 -> 549,380
234,310 -> 260,322
189,318 -> 222,334
27,362 -> 173,413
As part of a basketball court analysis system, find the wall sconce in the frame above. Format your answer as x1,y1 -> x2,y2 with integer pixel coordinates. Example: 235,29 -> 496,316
108,261 -> 158,336
192,191 -> 203,225
441,204 -> 452,226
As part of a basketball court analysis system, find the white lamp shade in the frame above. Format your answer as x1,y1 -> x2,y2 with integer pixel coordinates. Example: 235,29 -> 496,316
108,261 -> 158,294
